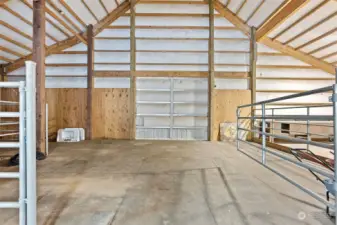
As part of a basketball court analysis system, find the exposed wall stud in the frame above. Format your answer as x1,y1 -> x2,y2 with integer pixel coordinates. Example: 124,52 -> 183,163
86,24 -> 94,140
130,0 -> 136,139
208,0 -> 215,141
250,27 -> 257,140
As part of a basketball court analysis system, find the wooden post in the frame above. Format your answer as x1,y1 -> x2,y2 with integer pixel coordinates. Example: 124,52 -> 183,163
86,24 -> 94,140
0,65 -> 5,81
208,0 -> 215,141
129,0 -> 136,139
33,0 -> 46,154
250,27 -> 257,140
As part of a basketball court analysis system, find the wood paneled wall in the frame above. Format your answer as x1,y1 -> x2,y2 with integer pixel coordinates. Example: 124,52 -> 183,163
212,90 -> 251,141
46,89 -> 87,140
92,89 -> 130,139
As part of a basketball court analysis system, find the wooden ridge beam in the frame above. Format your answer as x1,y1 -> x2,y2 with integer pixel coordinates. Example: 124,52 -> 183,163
256,0 -> 308,41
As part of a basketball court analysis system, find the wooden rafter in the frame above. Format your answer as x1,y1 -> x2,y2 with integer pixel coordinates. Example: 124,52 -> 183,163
99,0 -> 109,14
46,0 -> 83,33
81,0 -> 99,22
21,0 -> 71,38
1,4 -> 59,42
235,0 -> 247,15
245,0 -> 265,23
309,40 -> 337,55
256,0 -> 308,41
59,0 -> 86,27
0,46 -> 24,57
212,0 -> 336,75
5,1 -> 132,72
284,10 -> 337,45
0,34 -> 32,51
272,0 -> 329,41
214,0 -> 250,36
296,27 -> 337,50
320,51 -> 337,61
44,3 -> 87,44
0,0 -> 9,6
0,55 -> 13,63
0,20 -> 32,40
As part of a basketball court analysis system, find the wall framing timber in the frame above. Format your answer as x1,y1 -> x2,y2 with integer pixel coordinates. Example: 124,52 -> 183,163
86,24 -> 94,140
33,0 -> 46,154
208,0 -> 215,141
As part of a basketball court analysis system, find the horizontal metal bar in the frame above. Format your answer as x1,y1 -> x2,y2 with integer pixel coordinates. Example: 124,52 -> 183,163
238,139 -> 334,179
0,112 -> 20,118
0,82 -> 22,88
0,100 -> 19,105
254,105 -> 332,111
237,145 -> 334,208
0,172 -> 20,179
239,86 -> 334,108
0,142 -> 20,148
253,126 -> 331,138
239,127 -> 334,150
239,115 -> 333,121
0,122 -> 19,126
254,121 -> 333,128
0,202 -> 20,209
0,132 -> 19,137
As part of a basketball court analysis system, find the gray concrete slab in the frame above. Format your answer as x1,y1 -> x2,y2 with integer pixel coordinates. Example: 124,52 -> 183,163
0,140 -> 334,224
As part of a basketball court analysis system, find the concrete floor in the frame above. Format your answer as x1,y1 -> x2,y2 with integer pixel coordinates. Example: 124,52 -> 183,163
0,140 -> 334,225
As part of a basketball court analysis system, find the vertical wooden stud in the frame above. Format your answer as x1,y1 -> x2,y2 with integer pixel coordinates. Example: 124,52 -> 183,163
0,65 -> 5,82
250,27 -> 257,140
208,0 -> 215,141
130,0 -> 136,139
33,0 -> 46,154
86,24 -> 94,140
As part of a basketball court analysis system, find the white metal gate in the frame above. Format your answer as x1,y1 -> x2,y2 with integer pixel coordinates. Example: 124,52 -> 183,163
0,61 -> 37,225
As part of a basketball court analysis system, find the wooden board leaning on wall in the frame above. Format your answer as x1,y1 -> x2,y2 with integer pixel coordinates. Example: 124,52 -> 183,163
213,90 -> 251,141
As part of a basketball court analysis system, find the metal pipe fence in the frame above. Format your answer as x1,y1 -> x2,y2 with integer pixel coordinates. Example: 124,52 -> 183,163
0,61 -> 37,225
236,72 -> 337,220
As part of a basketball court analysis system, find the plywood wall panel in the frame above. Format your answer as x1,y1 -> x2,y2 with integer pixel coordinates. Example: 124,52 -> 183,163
213,90 -> 251,141
92,88 -> 130,139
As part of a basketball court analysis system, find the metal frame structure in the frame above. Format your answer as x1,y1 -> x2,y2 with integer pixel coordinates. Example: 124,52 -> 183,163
236,71 -> 337,221
0,61 -> 37,225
